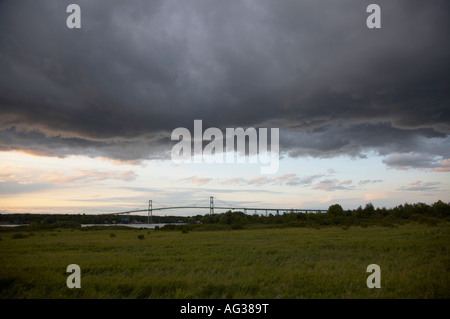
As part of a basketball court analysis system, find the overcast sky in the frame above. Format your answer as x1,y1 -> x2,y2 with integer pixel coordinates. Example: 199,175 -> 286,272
0,0 -> 449,214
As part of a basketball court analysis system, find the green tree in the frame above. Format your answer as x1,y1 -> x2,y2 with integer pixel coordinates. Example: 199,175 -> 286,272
328,204 -> 344,216
363,203 -> 375,218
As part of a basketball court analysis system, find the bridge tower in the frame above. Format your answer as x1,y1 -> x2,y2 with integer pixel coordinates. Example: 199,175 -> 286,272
148,200 -> 152,223
210,196 -> 214,215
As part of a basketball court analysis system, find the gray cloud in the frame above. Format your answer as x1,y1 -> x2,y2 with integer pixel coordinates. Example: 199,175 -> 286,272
397,181 -> 441,192
0,167 -> 138,196
222,173 -> 324,187
359,179 -> 383,185
313,179 -> 355,192
181,176 -> 212,186
41,168 -> 138,184
0,181 -> 54,196
0,0 -> 449,165
382,153 -> 449,171
280,123 -> 450,160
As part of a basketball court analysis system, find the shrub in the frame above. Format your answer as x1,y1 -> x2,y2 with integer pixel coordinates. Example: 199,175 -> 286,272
161,224 -> 176,231
137,234 -> 145,240
424,217 -> 440,226
27,222 -> 52,231
54,221 -> 81,229
12,233 -> 27,239
110,233 -> 116,238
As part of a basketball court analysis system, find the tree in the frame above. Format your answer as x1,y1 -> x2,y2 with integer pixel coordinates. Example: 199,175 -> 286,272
328,204 -> 344,216
363,203 -> 375,218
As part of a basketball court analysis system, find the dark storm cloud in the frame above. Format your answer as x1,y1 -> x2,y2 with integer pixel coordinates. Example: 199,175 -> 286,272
0,0 -> 449,163
280,123 -> 450,159
382,153 -> 450,171
0,128 -> 170,160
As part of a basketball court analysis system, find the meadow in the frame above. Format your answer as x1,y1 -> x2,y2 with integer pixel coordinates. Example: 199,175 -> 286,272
0,223 -> 448,299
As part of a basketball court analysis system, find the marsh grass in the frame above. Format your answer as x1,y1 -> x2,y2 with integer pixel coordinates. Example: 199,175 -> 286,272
0,223 -> 448,298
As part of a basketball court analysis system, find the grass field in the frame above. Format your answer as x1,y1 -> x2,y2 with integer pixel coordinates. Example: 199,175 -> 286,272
0,223 -> 449,298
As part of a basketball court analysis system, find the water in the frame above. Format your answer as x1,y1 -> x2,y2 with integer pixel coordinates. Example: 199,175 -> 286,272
81,223 -> 185,229
0,223 -> 185,229
0,224 -> 26,227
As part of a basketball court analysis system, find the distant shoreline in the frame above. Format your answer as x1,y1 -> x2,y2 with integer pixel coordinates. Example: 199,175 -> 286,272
0,223 -> 185,229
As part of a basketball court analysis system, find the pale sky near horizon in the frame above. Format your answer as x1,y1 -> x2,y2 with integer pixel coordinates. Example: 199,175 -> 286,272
0,0 -> 449,215
1,149 -> 448,216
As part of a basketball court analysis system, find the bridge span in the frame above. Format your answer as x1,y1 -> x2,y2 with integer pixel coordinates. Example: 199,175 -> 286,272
106,197 -> 327,222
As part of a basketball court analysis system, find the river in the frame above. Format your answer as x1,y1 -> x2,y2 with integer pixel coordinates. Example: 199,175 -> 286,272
0,223 -> 185,229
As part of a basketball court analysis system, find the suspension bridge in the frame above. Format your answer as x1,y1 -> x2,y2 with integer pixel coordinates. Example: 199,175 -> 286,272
106,197 -> 327,223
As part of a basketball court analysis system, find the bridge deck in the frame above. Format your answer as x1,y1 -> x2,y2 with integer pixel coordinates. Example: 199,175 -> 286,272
107,206 -> 327,215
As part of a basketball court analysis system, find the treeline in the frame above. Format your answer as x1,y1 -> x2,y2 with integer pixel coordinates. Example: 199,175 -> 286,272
0,213 -> 188,225
183,200 -> 450,229
0,200 -> 449,230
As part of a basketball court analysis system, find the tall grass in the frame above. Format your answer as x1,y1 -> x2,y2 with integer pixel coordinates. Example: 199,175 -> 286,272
0,223 -> 448,298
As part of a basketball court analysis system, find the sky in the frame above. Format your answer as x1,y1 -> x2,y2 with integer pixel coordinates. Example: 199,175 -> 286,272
0,0 -> 449,216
